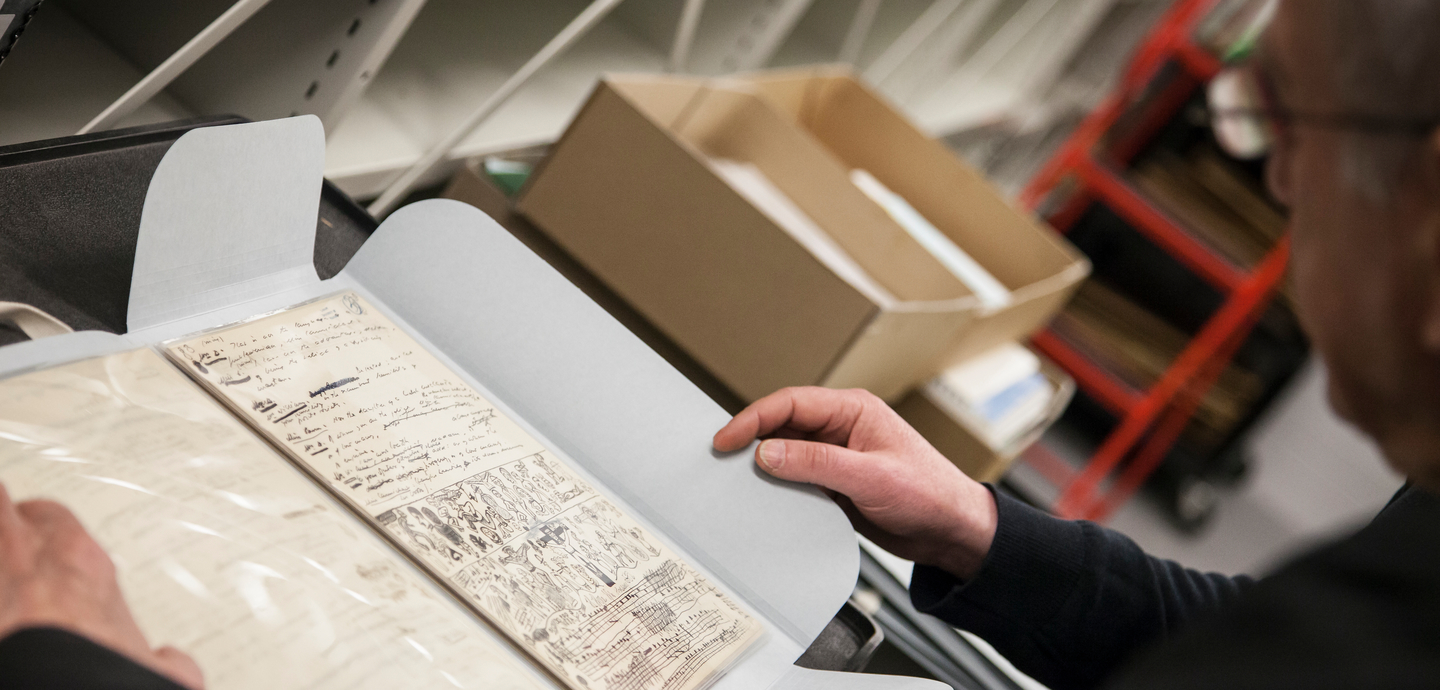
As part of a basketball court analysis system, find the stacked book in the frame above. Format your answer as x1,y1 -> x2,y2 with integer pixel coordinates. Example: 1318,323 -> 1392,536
923,344 -> 1065,454
1131,148 -> 1293,307
1050,279 -> 1262,448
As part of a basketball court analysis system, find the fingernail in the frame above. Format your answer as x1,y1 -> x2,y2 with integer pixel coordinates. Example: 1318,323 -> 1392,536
758,440 -> 785,471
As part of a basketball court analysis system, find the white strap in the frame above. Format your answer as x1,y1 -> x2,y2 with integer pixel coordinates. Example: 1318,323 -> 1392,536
0,302 -> 74,340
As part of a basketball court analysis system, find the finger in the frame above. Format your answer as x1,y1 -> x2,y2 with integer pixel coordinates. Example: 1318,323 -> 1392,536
0,483 -> 23,542
754,438 -> 877,498
16,499 -> 113,576
714,387 -> 865,451
153,646 -> 206,690
16,499 -> 84,537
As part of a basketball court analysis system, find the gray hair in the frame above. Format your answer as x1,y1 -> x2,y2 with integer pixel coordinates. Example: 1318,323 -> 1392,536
1320,0 -> 1440,202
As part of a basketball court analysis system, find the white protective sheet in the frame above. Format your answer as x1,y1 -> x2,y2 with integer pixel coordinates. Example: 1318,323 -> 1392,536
0,345 -> 553,690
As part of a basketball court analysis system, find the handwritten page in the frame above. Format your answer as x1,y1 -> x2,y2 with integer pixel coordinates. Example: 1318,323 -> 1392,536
164,292 -> 763,690
0,349 -> 547,690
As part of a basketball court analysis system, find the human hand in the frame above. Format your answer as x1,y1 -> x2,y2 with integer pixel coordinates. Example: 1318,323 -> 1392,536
714,387 -> 997,580
0,484 -> 205,689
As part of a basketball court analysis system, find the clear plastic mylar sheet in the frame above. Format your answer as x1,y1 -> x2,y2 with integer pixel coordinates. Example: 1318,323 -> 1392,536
0,348 -> 548,690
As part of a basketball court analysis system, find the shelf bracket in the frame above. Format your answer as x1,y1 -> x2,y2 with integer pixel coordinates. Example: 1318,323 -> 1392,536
668,0 -> 707,73
838,0 -> 882,65
935,0 -> 1060,104
77,0 -> 275,135
863,0 -> 964,86
368,0 -> 627,218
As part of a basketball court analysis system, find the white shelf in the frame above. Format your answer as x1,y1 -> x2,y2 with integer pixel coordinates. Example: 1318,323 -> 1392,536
940,0 -> 1174,199
774,0 -> 947,70
63,0 -> 423,132
326,0 -> 663,199
1,0 -> 1171,203
909,0 -> 1118,135
616,0 -> 816,74
324,0 -> 816,200
668,0 -> 817,74
772,0 -> 1029,133
0,0 -> 419,147
773,0 -> 1158,139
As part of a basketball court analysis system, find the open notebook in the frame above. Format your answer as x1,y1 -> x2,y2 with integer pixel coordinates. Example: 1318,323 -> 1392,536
0,291 -> 763,690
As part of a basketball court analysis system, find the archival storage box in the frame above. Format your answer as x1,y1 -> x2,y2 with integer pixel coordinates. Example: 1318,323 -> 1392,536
895,346 -> 1074,483
516,67 -> 1088,402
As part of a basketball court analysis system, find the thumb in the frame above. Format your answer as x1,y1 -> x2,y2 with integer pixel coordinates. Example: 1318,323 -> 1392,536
756,439 -> 873,498
152,646 -> 206,690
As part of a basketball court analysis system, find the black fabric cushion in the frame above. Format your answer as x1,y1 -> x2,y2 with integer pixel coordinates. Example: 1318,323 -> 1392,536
0,627 -> 188,689
0,116 -> 375,347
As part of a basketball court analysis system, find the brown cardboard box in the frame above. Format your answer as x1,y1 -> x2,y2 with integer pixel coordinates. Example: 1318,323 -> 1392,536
516,66 -> 1088,402
895,348 -> 1075,482
442,158 -> 747,414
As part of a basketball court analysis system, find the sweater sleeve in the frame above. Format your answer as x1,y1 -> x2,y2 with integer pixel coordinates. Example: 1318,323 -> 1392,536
909,487 -> 1256,690
0,627 -> 188,690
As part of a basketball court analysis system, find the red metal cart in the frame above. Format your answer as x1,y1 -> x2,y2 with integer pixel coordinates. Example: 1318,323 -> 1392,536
1019,0 -> 1290,522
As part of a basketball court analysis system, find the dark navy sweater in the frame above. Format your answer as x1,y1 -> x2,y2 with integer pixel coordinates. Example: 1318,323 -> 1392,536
911,484 -> 1440,689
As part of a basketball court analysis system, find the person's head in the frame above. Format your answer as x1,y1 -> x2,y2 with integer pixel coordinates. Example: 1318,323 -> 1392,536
1260,0 -> 1440,488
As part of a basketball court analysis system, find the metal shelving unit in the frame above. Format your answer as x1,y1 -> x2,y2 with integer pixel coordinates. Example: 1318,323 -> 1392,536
0,0 -> 422,145
1017,0 -> 1298,523
772,0 -> 1173,138
1,0 -> 1165,207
